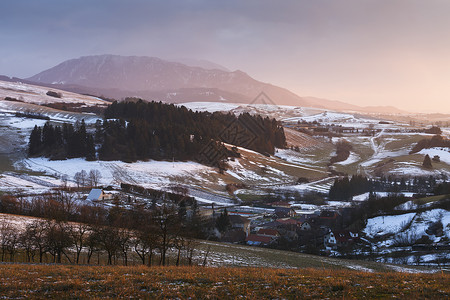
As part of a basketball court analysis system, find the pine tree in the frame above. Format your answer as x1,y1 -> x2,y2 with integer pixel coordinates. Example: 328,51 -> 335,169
423,154 -> 432,169
28,125 -> 42,156
216,208 -> 231,233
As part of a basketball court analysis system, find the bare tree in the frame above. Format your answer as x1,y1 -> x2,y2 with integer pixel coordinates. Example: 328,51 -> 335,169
79,170 -> 88,187
45,221 -> 73,263
26,220 -> 49,263
74,170 -> 88,188
70,223 -> 90,264
133,224 -> 159,266
0,221 -> 15,262
55,191 -> 78,219
74,172 -> 82,188
184,237 -> 199,266
96,226 -> 121,265
86,225 -> 102,264
117,228 -> 132,266
60,174 -> 68,189
89,169 -> 102,187
153,204 -> 181,266
19,229 -> 39,262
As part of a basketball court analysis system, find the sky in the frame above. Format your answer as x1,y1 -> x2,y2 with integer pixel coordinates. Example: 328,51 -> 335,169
1,0 -> 450,113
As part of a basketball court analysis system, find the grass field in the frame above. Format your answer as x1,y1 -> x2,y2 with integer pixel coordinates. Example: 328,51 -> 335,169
0,264 -> 448,299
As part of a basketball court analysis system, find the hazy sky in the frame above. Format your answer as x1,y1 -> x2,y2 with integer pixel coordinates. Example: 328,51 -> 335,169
1,0 -> 450,113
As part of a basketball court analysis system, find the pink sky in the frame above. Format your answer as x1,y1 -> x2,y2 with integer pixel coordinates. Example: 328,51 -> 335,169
1,1 -> 449,113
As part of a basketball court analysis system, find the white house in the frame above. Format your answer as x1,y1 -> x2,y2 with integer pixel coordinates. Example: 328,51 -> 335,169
86,189 -> 113,201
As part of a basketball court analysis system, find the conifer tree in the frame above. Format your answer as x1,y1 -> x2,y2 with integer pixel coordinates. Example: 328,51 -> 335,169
423,154 -> 433,169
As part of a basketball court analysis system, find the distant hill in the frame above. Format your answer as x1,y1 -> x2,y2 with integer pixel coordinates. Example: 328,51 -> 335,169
25,54 -> 405,113
27,54 -> 311,106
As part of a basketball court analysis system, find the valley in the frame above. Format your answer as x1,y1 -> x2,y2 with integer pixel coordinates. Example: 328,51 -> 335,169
0,79 -> 449,269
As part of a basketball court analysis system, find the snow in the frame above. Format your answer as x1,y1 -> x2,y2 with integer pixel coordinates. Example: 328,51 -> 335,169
0,213 -> 38,230
179,102 -> 241,112
418,148 -> 450,165
352,192 -> 415,201
334,151 -> 360,165
364,213 -> 416,237
274,149 -> 315,165
364,209 -> 450,243
20,157 -> 213,189
0,80 -> 109,106
7,117 -> 48,129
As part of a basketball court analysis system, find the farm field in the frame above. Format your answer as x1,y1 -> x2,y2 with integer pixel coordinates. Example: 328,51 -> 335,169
0,264 -> 448,299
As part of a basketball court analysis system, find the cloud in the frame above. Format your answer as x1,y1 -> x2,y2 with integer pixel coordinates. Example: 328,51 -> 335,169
1,0 -> 449,112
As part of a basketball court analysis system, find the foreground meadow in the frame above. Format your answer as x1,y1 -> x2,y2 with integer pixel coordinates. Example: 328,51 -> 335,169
0,264 -> 448,299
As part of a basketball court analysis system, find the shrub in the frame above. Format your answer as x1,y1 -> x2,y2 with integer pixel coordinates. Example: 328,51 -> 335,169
46,91 -> 62,98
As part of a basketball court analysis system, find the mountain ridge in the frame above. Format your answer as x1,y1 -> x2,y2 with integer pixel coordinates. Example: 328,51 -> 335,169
24,54 -> 404,113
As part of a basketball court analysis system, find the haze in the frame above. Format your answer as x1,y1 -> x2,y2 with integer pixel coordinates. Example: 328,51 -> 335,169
1,0 -> 449,113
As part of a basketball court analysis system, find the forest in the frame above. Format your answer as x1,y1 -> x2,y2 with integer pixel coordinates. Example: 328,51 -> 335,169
28,100 -> 286,166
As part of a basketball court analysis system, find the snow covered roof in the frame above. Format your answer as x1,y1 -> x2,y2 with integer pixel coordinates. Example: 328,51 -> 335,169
86,189 -> 103,201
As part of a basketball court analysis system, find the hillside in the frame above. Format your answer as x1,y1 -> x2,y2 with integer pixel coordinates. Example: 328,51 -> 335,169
0,265 -> 448,298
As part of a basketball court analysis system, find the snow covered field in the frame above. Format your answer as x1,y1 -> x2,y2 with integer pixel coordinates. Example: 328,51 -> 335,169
0,80 -> 109,106
364,209 -> 450,245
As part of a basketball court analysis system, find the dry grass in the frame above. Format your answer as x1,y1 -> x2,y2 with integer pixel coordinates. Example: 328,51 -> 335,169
0,264 -> 448,299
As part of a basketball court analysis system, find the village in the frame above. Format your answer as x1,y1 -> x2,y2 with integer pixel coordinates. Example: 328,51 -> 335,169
84,183 -> 361,257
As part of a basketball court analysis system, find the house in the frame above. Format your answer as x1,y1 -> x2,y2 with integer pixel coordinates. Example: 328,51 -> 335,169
221,229 -> 247,244
257,228 -> 280,239
274,207 -> 296,218
246,234 -> 274,246
229,215 -> 251,236
318,210 -> 341,226
270,201 -> 291,208
323,231 -> 337,249
332,230 -> 359,247
86,189 -> 113,201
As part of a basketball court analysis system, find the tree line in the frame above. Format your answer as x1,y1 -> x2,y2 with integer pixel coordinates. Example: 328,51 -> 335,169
100,99 -> 286,163
0,191 -> 205,266
28,120 -> 96,160
328,175 -> 446,201
28,99 -> 286,166
410,134 -> 450,154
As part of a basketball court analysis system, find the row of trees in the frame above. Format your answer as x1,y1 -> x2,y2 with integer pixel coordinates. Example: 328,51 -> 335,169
410,134 -> 450,154
28,120 -> 96,160
328,175 -> 372,201
329,140 -> 353,164
73,169 -> 102,188
328,174 -> 445,201
0,209 -> 198,266
0,191 -> 204,266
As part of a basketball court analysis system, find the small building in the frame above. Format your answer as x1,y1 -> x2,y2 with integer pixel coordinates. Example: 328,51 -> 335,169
246,234 -> 273,246
270,201 -> 291,208
324,231 -> 337,249
257,228 -> 280,239
221,229 -> 247,244
86,189 -> 113,201
274,207 -> 296,218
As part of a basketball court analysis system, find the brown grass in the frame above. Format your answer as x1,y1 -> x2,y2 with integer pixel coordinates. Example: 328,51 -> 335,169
0,264 -> 448,299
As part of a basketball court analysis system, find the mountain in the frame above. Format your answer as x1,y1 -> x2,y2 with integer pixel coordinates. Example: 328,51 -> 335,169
26,54 -> 405,113
27,54 -> 311,106
168,58 -> 230,71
